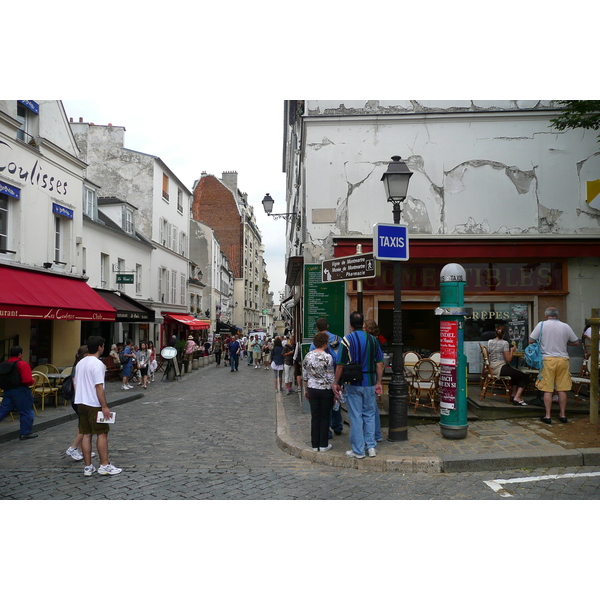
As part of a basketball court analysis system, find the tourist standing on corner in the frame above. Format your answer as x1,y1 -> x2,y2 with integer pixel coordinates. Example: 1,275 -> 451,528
0,346 -> 37,440
213,336 -> 223,366
334,312 -> 384,459
310,317 -> 343,437
73,335 -> 122,476
529,306 -> 579,425
303,331 -> 335,452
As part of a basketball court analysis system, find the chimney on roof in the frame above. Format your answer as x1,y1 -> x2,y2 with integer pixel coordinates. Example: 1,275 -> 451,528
79,117 -> 83,122
221,171 -> 238,193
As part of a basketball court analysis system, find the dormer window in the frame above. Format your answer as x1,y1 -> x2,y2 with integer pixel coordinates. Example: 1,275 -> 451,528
124,208 -> 134,234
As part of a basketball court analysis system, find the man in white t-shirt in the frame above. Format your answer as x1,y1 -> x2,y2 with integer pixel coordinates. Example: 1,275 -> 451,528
529,307 -> 579,425
73,336 -> 122,477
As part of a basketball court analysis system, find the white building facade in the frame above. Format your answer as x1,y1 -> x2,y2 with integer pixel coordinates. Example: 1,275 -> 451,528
283,100 -> 600,371
70,120 -> 200,347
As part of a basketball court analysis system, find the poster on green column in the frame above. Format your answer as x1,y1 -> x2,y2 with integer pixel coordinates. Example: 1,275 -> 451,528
303,263 -> 346,339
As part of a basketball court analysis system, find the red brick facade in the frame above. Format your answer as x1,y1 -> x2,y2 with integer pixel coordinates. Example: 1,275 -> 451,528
192,175 -> 242,278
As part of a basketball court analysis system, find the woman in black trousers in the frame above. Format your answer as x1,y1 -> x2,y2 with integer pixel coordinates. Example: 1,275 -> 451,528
302,331 -> 336,452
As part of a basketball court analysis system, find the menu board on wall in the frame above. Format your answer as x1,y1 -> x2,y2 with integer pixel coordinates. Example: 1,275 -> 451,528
303,264 -> 346,339
507,303 -> 529,351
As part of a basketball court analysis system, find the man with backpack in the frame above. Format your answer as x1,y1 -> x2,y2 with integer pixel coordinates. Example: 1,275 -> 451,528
0,346 -> 37,440
333,312 -> 384,459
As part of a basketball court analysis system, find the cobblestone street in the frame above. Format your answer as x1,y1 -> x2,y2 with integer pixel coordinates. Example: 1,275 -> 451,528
1,361 -> 600,500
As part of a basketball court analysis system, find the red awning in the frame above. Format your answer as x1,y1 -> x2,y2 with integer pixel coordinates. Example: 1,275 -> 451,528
0,265 -> 116,321
163,313 -> 210,330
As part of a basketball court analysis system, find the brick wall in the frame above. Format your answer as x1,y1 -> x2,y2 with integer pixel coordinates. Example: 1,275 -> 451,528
192,175 -> 242,278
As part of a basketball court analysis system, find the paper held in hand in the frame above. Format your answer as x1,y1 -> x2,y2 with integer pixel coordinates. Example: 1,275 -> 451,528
96,412 -> 116,424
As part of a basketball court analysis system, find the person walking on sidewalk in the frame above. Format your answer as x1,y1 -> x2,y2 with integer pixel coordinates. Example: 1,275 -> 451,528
333,312 -> 384,459
303,331 -> 336,452
283,335 -> 296,394
529,307 -> 579,425
229,335 -> 241,372
73,336 -> 121,476
0,346 -> 37,440
271,337 -> 285,390
252,336 -> 262,368
120,339 -> 135,390
213,336 -> 223,367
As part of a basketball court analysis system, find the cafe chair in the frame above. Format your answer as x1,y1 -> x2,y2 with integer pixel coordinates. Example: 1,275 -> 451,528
60,366 -> 73,377
408,358 -> 439,413
403,351 -> 421,377
31,372 -> 59,411
45,364 -> 60,374
101,357 -> 121,381
428,351 -> 441,374
32,364 -> 49,374
479,351 -> 512,403
572,355 -> 597,406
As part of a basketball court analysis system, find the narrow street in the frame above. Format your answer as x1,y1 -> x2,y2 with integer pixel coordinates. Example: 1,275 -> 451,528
1,360 -> 599,500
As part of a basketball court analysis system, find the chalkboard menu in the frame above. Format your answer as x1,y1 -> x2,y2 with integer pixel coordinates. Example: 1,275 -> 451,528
303,264 -> 346,339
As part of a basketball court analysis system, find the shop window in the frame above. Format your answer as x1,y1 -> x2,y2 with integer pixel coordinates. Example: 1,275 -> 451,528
464,302 -> 531,349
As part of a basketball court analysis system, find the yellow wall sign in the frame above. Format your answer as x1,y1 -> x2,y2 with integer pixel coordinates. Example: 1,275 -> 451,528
586,179 -> 600,210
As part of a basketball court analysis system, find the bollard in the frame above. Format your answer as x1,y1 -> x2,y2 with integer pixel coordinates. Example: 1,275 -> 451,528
435,263 -> 471,439
192,358 -> 199,370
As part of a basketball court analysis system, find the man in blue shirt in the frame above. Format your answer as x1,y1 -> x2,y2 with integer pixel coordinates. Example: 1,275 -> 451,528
229,335 -> 241,372
334,312 -> 384,459
310,318 -> 343,436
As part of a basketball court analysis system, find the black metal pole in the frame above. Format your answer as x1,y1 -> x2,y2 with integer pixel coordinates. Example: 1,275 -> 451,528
387,201 -> 408,441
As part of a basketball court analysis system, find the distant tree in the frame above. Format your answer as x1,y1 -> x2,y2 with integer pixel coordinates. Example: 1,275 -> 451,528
550,101 -> 600,141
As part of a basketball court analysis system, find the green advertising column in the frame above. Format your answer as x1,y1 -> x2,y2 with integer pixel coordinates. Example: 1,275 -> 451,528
436,264 -> 471,440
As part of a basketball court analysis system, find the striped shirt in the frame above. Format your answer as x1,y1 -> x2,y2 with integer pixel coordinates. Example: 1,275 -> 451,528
337,330 -> 384,386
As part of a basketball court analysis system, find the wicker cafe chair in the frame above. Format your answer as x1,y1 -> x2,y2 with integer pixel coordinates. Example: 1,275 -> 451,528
31,372 -> 59,411
403,351 -> 421,377
45,364 -> 60,374
33,364 -> 49,374
409,358 -> 439,413
479,347 -> 511,403
572,355 -> 598,406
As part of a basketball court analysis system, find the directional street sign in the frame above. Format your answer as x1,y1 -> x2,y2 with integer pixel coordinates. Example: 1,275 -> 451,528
374,223 -> 409,261
322,252 -> 375,283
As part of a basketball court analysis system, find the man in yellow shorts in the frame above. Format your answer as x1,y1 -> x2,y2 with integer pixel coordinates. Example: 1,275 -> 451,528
529,307 -> 579,424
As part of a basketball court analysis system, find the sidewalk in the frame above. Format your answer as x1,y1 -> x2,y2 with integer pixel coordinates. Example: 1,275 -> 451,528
276,391 -> 600,473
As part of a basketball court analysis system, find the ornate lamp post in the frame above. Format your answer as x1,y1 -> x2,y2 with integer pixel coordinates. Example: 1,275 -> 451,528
380,156 -> 413,442
262,193 -> 296,222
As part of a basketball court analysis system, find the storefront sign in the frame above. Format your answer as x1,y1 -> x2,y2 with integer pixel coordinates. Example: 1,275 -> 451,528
362,261 -> 564,293
52,202 -> 73,219
439,320 -> 458,410
0,180 -> 20,198
0,140 -> 71,196
116,274 -> 134,284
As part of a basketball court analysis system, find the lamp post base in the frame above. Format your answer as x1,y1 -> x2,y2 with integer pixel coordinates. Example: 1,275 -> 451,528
440,423 -> 469,440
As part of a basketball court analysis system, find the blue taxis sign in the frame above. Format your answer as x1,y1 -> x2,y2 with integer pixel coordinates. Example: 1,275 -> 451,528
373,223 -> 409,261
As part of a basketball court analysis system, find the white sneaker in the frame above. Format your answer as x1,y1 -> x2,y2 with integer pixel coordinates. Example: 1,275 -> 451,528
346,450 -> 365,459
312,447 -> 319,452
66,447 -> 83,461
367,447 -> 377,458
98,463 -> 122,476
319,445 -> 333,452
121,385 -> 129,390
127,384 -> 134,389
83,464 -> 96,477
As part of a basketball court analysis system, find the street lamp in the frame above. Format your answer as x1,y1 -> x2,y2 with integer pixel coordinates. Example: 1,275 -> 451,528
381,156 -> 413,442
262,193 -> 298,224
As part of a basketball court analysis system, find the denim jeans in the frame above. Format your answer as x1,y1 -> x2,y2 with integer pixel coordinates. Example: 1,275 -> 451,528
230,353 -> 239,371
330,404 -> 343,433
0,386 -> 35,435
345,384 -> 377,456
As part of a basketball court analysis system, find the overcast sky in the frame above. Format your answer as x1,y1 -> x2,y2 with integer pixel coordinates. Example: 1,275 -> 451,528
62,98 -> 289,300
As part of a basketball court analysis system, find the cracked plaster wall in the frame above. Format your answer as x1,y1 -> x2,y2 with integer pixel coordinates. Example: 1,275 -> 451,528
301,105 -> 600,250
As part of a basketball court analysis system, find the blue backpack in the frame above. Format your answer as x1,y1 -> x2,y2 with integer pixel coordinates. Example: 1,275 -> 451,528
524,322 -> 543,370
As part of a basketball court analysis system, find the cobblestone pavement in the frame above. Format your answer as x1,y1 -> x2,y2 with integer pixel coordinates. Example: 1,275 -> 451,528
1,360 -> 600,500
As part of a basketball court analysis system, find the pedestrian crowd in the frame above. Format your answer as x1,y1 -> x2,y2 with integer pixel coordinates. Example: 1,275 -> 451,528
0,304 -> 592,475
